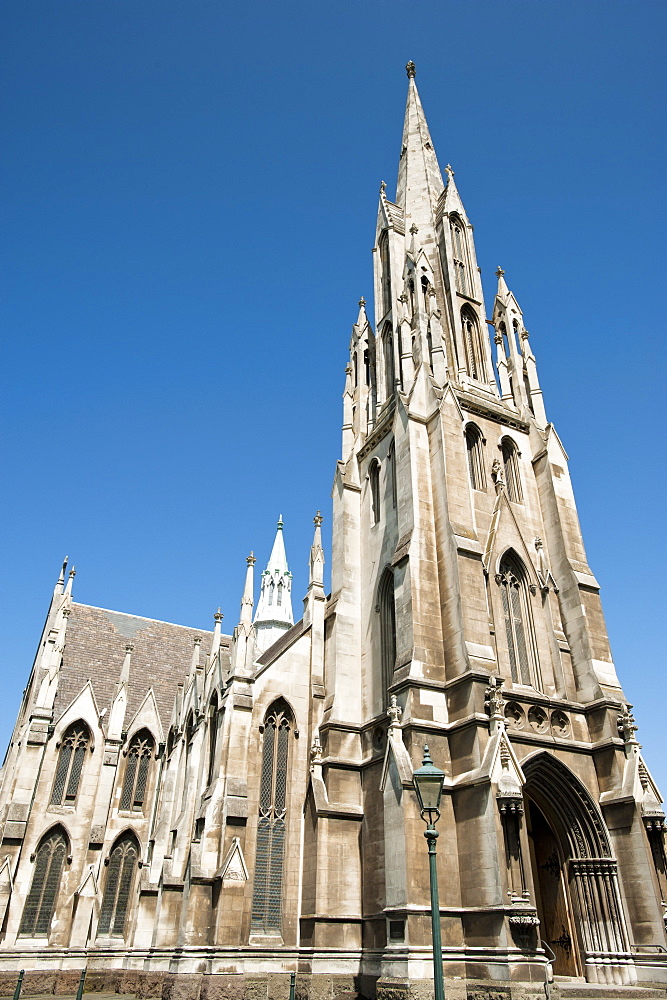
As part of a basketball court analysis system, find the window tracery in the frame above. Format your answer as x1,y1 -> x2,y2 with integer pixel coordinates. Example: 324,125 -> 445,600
120,729 -> 154,812
50,722 -> 90,806
19,828 -> 68,938
251,703 -> 293,935
501,437 -> 523,502
496,551 -> 539,688
98,834 -> 139,937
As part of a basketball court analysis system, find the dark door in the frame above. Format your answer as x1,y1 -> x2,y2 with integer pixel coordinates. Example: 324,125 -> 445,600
527,800 -> 580,977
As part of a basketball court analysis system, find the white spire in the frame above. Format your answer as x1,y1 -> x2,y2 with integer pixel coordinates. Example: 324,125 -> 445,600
253,516 -> 294,654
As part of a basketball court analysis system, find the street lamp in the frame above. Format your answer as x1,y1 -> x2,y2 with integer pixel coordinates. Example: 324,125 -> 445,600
413,744 -> 446,1000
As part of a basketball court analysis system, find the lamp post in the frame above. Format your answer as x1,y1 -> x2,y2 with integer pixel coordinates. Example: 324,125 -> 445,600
413,744 -> 446,1000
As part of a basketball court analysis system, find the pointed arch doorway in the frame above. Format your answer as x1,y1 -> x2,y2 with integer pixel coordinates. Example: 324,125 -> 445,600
523,753 -> 635,986
526,797 -> 580,976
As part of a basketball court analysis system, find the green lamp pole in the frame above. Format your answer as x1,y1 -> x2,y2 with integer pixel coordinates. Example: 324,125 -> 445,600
413,745 -> 446,1000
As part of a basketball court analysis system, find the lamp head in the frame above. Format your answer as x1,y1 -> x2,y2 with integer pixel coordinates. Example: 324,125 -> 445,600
413,744 -> 445,821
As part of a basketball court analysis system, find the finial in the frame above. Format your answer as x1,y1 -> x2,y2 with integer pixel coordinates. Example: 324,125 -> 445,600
69,567 -> 76,579
277,515 -> 284,530
380,180 -> 386,194
410,223 -> 419,235
57,557 -> 68,586
496,267 -> 505,278
214,608 -> 224,623
406,61 -> 416,79
387,694 -> 402,727
125,644 -> 134,653
358,296 -> 366,308
314,511 -> 323,528
421,744 -> 434,766
247,552 -> 256,566
445,163 -> 455,177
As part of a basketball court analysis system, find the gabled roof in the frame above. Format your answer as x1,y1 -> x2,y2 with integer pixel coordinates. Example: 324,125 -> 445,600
52,603 -> 231,734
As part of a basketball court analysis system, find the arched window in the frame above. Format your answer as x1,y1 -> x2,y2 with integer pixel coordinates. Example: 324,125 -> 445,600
19,828 -> 68,938
461,307 -> 487,382
268,578 -> 275,606
497,551 -> 538,687
382,325 -> 395,398
207,695 -> 221,787
120,729 -> 154,812
465,424 -> 486,491
50,721 -> 89,806
378,569 -> 396,705
501,437 -> 523,503
379,230 -> 392,316
369,459 -> 381,525
181,713 -> 195,809
450,215 -> 469,295
98,834 -> 139,938
277,580 -> 283,607
388,441 -> 397,509
251,702 -> 293,935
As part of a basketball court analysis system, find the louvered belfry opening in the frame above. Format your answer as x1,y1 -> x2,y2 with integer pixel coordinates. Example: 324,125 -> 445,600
251,703 -> 292,935
98,834 -> 139,937
50,722 -> 89,806
120,729 -> 154,811
497,551 -> 538,687
18,828 -> 68,938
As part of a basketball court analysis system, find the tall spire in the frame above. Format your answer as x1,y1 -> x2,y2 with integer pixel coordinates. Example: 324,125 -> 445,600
395,62 -> 444,236
253,516 -> 294,654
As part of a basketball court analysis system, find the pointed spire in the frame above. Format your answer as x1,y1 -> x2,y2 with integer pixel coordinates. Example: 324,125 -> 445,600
395,62 -> 444,235
119,644 -> 133,688
210,608 -> 223,660
309,511 -> 325,588
240,553 -> 255,625
254,517 -> 294,654
64,566 -> 76,597
495,266 -> 509,299
55,556 -> 68,595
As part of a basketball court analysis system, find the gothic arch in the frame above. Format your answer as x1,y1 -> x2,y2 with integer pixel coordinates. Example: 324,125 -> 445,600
522,752 -> 611,859
50,720 -> 92,806
251,698 -> 295,937
98,831 -> 140,938
119,728 -> 155,813
522,752 -> 631,983
377,567 -> 396,706
18,825 -> 70,938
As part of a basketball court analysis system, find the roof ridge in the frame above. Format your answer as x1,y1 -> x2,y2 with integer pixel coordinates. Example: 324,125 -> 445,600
72,602 -> 226,636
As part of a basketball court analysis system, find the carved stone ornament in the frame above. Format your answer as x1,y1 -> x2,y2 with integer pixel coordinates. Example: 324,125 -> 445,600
309,736 -> 323,772
528,705 -> 549,733
509,913 -> 540,928
504,702 -> 525,729
550,710 -> 570,738
618,704 -> 639,745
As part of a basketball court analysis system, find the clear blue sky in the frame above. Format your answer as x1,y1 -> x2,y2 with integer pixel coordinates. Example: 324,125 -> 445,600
1,1 -> 665,789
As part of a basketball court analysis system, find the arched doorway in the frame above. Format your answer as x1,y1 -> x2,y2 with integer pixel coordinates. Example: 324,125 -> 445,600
526,796 -> 580,976
523,753 -> 635,986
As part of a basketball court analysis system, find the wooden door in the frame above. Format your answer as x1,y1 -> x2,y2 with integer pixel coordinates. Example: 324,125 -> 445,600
527,800 -> 580,977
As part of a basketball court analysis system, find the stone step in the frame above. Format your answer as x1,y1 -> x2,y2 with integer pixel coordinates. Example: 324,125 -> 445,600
557,983 -> 667,999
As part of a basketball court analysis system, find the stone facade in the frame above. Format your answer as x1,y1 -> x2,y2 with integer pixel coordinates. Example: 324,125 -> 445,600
0,64 -> 665,999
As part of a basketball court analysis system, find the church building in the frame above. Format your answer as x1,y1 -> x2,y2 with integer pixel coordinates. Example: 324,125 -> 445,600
0,63 -> 665,1000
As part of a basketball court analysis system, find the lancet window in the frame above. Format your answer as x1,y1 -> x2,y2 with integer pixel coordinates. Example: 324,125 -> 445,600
50,721 -> 90,806
379,230 -> 392,316
378,569 -> 396,705
465,423 -> 486,491
181,713 -> 195,809
462,307 -> 487,382
251,703 -> 293,935
207,695 -> 221,787
18,828 -> 68,938
501,437 -> 523,503
450,215 -> 469,295
388,441 -> 397,508
120,729 -> 154,812
98,834 -> 139,938
497,551 -> 538,687
382,325 -> 395,399
369,459 -> 381,525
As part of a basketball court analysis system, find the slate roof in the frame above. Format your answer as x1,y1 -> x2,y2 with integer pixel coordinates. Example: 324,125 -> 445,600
52,603 -> 232,735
